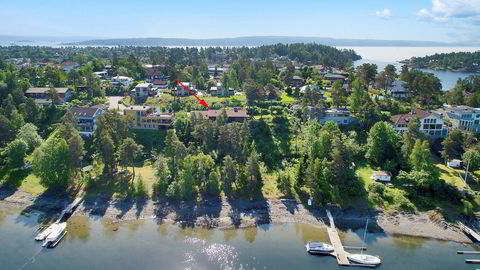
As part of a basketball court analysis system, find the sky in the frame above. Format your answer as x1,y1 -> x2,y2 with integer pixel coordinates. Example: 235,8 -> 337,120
1,0 -> 480,42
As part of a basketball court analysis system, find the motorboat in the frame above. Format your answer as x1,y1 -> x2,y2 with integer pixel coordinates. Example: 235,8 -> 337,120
35,224 -> 54,241
305,242 -> 334,254
42,222 -> 67,248
347,254 -> 381,266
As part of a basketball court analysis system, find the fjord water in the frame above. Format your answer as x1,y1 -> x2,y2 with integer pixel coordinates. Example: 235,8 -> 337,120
0,207 -> 476,270
341,46 -> 480,90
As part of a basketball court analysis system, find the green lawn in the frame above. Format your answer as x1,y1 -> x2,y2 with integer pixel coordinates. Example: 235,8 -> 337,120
356,165 -> 375,189
19,174 -> 46,195
435,163 -> 466,189
128,165 -> 156,194
280,93 -> 298,104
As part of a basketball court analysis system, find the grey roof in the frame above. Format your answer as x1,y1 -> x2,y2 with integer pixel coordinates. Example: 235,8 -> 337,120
26,87 -> 70,94
325,73 -> 346,79
70,106 -> 102,117
445,105 -> 478,114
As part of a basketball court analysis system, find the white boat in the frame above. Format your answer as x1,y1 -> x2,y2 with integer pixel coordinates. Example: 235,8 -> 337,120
348,254 -> 381,266
305,242 -> 334,254
42,222 -> 67,247
35,224 -> 54,241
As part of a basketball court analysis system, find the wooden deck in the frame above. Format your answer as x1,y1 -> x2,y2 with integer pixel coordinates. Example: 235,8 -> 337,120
326,210 -> 350,266
56,197 -> 83,223
459,222 -> 480,242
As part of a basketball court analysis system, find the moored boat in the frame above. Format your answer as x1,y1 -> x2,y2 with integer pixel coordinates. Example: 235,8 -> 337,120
347,254 -> 381,266
305,242 -> 334,254
42,222 -> 67,248
35,225 -> 54,241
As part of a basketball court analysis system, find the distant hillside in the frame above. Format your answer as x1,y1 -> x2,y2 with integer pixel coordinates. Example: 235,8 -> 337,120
62,36 -> 469,47
404,51 -> 480,72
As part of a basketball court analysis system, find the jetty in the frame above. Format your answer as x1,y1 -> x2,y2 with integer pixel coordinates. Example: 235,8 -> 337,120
35,197 -> 83,243
325,210 -> 378,268
458,222 -> 480,243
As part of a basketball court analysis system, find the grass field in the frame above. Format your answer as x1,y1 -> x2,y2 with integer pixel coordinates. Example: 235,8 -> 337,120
280,93 -> 298,104
355,165 -> 375,189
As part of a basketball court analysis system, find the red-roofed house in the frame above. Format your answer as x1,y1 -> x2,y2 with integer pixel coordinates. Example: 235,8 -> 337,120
390,109 -> 448,138
192,108 -> 248,122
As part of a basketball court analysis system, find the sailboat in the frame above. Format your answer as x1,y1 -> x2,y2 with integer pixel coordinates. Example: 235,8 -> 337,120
347,219 -> 381,266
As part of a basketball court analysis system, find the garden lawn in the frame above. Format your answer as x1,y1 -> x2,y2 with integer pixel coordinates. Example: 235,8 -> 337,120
128,165 -> 156,193
19,174 -> 46,195
280,93 -> 298,104
356,165 -> 375,189
435,163 -> 466,189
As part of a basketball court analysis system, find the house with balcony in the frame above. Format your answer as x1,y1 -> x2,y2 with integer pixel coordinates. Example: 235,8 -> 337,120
438,105 -> 480,133
111,76 -> 133,87
387,80 -> 409,99
25,87 -> 72,105
324,73 -> 347,84
69,106 -> 105,137
391,109 -> 448,138
124,106 -> 173,129
131,83 -> 152,101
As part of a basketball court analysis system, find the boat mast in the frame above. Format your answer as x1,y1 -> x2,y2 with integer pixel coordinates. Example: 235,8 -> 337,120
361,218 -> 369,255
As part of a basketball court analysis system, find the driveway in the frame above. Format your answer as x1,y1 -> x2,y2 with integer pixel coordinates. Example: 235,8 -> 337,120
106,96 -> 126,112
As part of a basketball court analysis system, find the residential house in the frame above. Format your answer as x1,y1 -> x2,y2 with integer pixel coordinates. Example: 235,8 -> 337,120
324,73 -> 347,84
172,82 -> 194,96
124,106 -> 173,129
372,171 -> 392,182
388,80 -> 409,99
111,76 -> 133,87
62,61 -> 80,72
193,108 -> 248,122
316,108 -> 354,125
69,106 -> 105,137
25,87 -> 72,105
132,83 -> 152,99
439,105 -> 480,133
209,82 -> 234,97
300,84 -> 324,96
208,65 -> 228,78
288,75 -> 305,87
390,109 -> 448,138
291,106 -> 354,125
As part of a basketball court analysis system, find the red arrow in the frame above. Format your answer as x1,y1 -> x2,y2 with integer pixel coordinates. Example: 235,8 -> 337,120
172,80 -> 209,108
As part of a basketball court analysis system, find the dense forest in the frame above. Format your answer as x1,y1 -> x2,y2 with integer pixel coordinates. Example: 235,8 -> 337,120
405,51 -> 480,72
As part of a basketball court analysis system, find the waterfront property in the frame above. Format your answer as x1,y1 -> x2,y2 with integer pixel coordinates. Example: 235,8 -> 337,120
300,84 -> 324,96
193,108 -> 248,122
69,106 -> 105,136
437,105 -> 480,133
124,105 -> 173,129
387,80 -> 409,99
391,109 -> 448,138
25,87 -> 72,105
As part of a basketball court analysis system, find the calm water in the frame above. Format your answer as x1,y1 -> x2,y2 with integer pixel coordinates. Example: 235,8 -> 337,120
340,47 -> 480,90
0,206 -> 477,270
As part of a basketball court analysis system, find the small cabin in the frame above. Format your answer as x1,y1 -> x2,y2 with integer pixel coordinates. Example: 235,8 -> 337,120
447,159 -> 463,168
372,171 -> 392,182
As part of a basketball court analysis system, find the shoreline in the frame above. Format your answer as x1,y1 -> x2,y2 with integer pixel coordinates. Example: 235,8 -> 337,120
0,189 -> 474,243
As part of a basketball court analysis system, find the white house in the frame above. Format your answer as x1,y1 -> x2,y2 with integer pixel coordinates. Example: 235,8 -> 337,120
391,109 -> 448,138
133,83 -> 152,98
300,84 -> 324,96
111,76 -> 133,87
372,171 -> 392,182
447,159 -> 463,168
69,106 -> 105,137
387,80 -> 409,99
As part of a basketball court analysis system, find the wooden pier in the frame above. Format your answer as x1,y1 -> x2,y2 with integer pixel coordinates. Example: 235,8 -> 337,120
458,222 -> 480,243
326,210 -> 351,266
57,197 -> 83,223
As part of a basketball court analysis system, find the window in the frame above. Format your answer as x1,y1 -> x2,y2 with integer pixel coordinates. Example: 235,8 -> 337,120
424,119 -> 428,123
432,119 -> 436,124
436,124 -> 442,130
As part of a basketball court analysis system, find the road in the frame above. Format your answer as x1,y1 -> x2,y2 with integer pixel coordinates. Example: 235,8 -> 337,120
106,96 -> 126,113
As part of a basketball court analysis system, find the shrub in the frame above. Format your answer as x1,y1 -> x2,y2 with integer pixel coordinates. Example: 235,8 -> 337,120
135,174 -> 148,198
